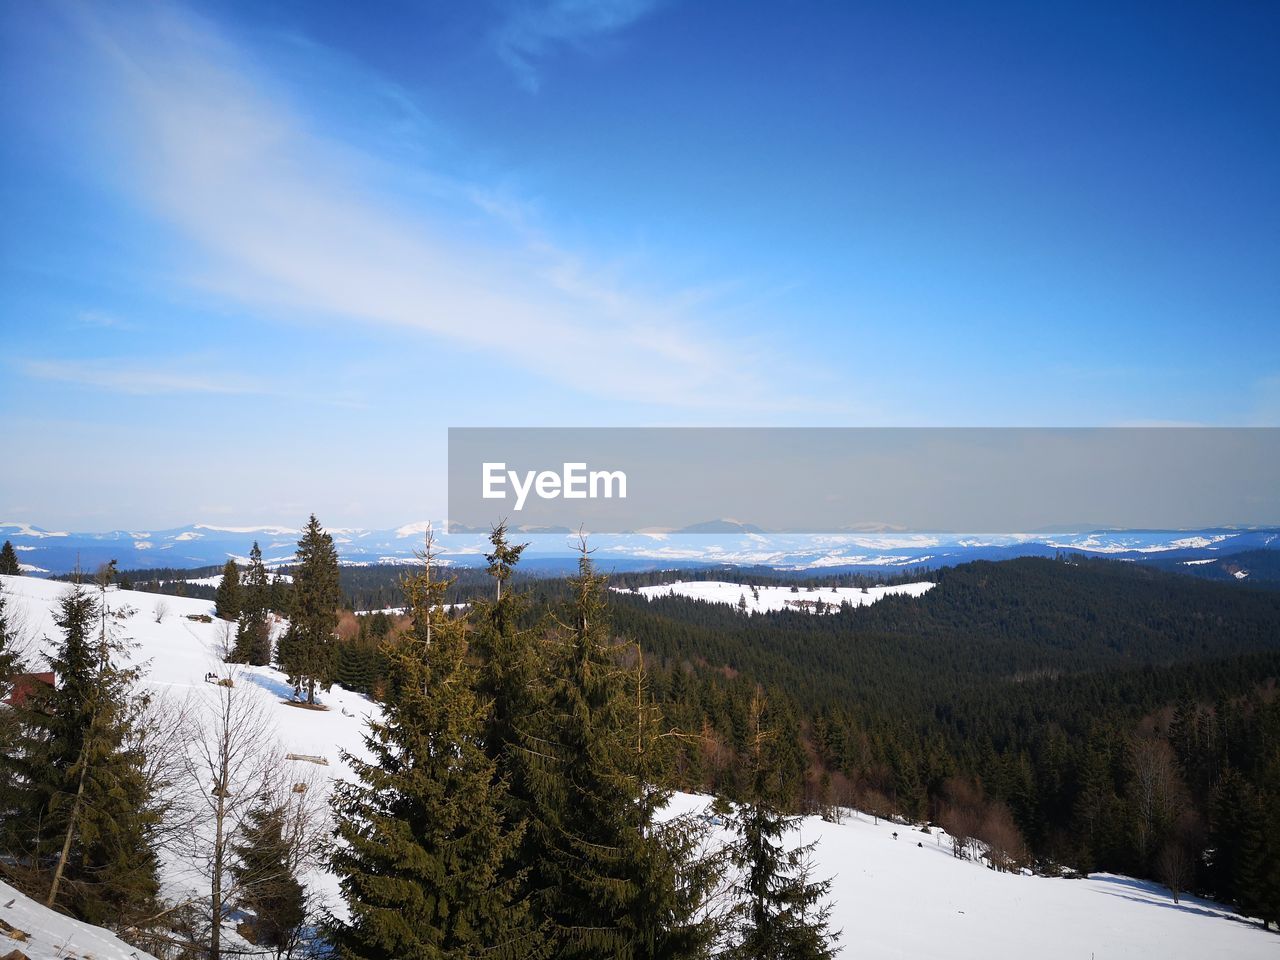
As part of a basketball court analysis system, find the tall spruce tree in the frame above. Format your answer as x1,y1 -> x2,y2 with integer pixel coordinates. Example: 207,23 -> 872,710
1254,756 -> 1280,930
472,522 -> 540,823
277,516 -> 341,704
485,519 -> 526,604
4,583 -> 160,930
0,539 -> 20,575
233,542 -> 272,666
231,799 -> 307,957
330,529 -> 537,959
724,691 -> 839,960
519,542 -> 718,960
215,559 -> 242,621
1204,767 -> 1260,909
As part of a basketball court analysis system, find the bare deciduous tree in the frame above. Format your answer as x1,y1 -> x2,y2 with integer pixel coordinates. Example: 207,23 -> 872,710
185,670 -> 278,960
1158,839 -> 1193,904
154,599 -> 170,624
1129,738 -> 1189,866
132,691 -> 199,859
214,620 -> 236,662
858,787 -> 894,827
977,801 -> 1029,873
937,777 -> 985,860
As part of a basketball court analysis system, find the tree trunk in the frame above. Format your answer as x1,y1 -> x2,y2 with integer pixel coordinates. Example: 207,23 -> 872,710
212,788 -> 225,960
46,760 -> 88,907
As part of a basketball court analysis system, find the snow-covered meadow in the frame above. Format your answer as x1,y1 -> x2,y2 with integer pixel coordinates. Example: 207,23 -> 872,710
614,579 -> 934,614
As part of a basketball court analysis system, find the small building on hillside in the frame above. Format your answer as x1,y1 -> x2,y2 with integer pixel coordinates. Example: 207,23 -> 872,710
2,671 -> 54,708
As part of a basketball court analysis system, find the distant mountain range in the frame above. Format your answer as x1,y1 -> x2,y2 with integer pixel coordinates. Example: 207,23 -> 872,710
3,520 -> 1279,577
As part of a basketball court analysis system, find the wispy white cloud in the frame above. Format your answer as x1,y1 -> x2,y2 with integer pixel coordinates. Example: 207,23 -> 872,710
494,0 -> 662,91
21,357 -> 266,396
58,2 -> 815,415
20,356 -> 367,408
76,310 -> 137,330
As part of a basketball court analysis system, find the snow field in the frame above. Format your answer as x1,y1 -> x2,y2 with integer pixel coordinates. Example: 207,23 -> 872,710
614,579 -> 935,614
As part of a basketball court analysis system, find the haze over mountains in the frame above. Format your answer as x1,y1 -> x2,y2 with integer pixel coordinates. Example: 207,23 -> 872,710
4,520 -> 1278,577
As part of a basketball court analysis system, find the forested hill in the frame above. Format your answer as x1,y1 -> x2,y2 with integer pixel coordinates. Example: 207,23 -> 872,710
614,556 -> 1280,710
610,555 -> 1280,917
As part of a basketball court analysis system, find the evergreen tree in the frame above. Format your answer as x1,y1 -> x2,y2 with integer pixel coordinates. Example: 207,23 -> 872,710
330,529 -> 536,959
0,584 -> 20,686
231,800 -> 307,957
724,691 -> 839,960
485,519 -> 526,604
472,521 -> 539,823
4,583 -> 160,930
0,585 -> 24,806
1205,767 -> 1260,909
0,539 -> 20,576
270,571 -> 294,617
1254,756 -> 1280,930
277,515 -> 341,704
215,559 -> 242,621
233,543 -> 272,666
520,543 -> 718,959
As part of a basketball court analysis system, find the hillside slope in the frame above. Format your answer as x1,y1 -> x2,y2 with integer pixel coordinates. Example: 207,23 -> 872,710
1,573 -> 1275,958
1,877 -> 161,960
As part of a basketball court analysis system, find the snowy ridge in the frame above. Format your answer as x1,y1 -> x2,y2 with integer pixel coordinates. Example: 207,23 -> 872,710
6,522 -> 1280,576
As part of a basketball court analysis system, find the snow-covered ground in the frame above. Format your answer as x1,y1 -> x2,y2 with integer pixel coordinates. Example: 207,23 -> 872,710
1,572 -> 1274,958
614,579 -> 934,614
169,571 -> 294,589
0,574 -> 378,928
1,878 -> 162,960
665,794 -> 1275,960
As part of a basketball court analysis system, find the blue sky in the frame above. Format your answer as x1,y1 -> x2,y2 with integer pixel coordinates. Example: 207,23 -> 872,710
1,0 -> 1277,529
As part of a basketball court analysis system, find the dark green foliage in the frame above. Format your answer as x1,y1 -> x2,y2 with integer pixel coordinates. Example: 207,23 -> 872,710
0,587 -> 25,812
472,523 -> 539,825
605,556 -> 1280,917
0,539 -> 20,576
519,547 -> 718,960
0,585 -> 20,684
484,520 -> 526,605
333,610 -> 394,697
270,571 -> 293,616
330,536 -> 536,959
1253,755 -> 1280,929
214,559 -> 241,621
231,800 -> 307,956
233,543 -> 273,665
1205,768 -> 1263,912
724,693 -> 838,960
278,515 -> 341,704
2,585 -> 160,930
